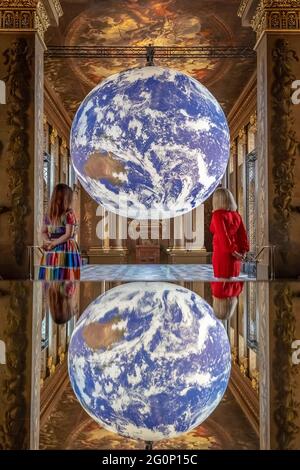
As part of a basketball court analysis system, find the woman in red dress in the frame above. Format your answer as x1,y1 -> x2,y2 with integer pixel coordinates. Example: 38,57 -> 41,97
210,282 -> 244,321
210,188 -> 249,278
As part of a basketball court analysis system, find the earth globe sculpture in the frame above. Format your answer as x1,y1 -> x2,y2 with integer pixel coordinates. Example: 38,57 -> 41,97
68,282 -> 231,442
70,66 -> 230,219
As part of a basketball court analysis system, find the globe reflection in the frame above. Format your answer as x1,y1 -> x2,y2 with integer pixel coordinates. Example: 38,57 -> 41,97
68,282 -> 231,441
70,66 -> 230,219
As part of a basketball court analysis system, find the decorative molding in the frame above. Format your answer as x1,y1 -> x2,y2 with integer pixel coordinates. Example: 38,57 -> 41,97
228,72 -> 257,138
238,126 -> 247,145
44,77 -> 72,141
49,126 -> 58,145
35,1 -> 50,42
29,282 -> 42,449
231,346 -> 238,364
251,0 -> 300,39
251,369 -> 259,392
47,355 -> 56,376
34,37 -> 45,255
238,0 -> 251,18
0,0 -> 63,42
53,0 -> 63,18
3,38 -> 31,265
83,197 -> 95,247
273,284 -> 299,449
239,356 -> 249,376
0,282 -> 29,450
229,363 -> 259,436
0,1 -> 37,6
271,38 -> 299,264
0,1 -> 37,33
258,282 -> 270,449
60,137 -> 68,158
58,345 -> 65,364
40,361 -> 68,428
249,111 -> 257,133
256,38 -> 268,257
230,140 -> 238,155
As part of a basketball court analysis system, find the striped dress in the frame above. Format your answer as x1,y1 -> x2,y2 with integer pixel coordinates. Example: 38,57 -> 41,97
38,210 -> 81,281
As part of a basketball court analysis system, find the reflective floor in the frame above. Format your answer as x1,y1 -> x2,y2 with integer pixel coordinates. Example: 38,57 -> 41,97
81,264 -> 251,281
0,279 -> 299,450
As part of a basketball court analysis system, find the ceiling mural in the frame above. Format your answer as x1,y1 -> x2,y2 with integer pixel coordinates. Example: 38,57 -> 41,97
45,0 -> 256,117
40,384 -> 259,449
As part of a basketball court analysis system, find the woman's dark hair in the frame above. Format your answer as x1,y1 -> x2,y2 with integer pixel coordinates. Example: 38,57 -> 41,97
49,183 -> 73,223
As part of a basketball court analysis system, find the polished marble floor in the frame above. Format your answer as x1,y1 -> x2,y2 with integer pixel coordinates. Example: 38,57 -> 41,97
40,385 -> 258,450
81,264 -> 251,281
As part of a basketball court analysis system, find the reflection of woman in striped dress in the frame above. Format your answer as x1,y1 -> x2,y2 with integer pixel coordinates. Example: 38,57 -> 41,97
39,184 -> 81,280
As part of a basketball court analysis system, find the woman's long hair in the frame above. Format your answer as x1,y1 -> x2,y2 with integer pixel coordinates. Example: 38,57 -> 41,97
212,187 -> 237,212
212,296 -> 238,321
48,282 -> 77,325
49,183 -> 73,224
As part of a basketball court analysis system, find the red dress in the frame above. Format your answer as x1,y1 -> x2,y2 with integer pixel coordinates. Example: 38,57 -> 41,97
210,282 -> 244,299
210,209 -> 249,278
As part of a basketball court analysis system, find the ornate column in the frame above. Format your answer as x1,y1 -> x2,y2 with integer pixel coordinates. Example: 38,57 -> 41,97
0,1 -> 62,279
0,281 -> 42,449
173,214 -> 185,249
239,0 -> 300,278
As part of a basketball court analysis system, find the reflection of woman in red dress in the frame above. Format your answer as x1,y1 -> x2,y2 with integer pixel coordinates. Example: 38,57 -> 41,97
211,282 -> 244,320
210,188 -> 249,278
46,281 -> 78,325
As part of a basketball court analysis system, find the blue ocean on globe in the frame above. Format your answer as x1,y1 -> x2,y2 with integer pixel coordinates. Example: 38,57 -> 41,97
70,66 -> 230,219
68,282 -> 231,441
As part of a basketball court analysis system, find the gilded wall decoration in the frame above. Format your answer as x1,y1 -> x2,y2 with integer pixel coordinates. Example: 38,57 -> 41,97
30,282 -> 42,449
272,284 -> 299,449
252,0 -> 300,40
53,0 -> 63,18
35,0 -> 50,42
238,0 -> 250,18
83,198 -> 94,247
258,282 -> 270,449
3,38 -> 32,265
0,0 -> 62,42
0,1 -> 36,31
0,282 -> 29,450
271,38 -> 299,264
238,127 -> 247,145
249,112 -> 257,133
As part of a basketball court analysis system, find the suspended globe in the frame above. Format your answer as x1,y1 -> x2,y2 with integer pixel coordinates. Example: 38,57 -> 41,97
68,282 -> 231,441
70,66 -> 230,219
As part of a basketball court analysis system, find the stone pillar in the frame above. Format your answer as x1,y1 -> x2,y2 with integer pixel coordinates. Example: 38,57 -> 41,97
0,281 -> 42,449
239,0 -> 300,278
173,214 -> 185,249
258,282 -> 300,450
172,205 -> 205,251
166,205 -> 207,264
0,0 -> 62,279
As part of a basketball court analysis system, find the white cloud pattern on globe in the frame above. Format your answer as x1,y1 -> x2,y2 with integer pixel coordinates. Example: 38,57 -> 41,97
68,282 -> 231,441
70,66 -> 230,219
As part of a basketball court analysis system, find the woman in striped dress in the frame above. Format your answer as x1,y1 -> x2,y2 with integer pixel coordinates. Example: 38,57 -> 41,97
39,183 -> 81,280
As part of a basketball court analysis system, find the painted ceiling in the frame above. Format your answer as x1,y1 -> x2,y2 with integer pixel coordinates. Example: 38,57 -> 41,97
45,0 -> 256,118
